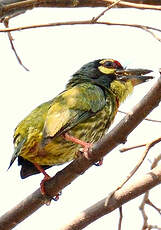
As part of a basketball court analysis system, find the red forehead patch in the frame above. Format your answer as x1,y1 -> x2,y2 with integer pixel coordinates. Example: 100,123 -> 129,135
113,60 -> 123,69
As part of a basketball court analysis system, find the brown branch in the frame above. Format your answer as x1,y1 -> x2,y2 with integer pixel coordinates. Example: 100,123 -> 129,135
92,0 -> 122,22
0,4 -> 161,43
146,199 -> 161,215
142,26 -> 161,43
140,194 -> 161,230
0,20 -> 161,42
0,76 -> 161,230
61,149 -> 161,230
120,143 -> 146,152
120,137 -> 161,153
107,0 -> 161,10
140,192 -> 150,230
60,164 -> 161,230
139,154 -> 161,230
105,137 -> 161,208
2,0 -> 161,70
151,154 -> 161,169
0,0 -> 160,21
119,137 -> 161,186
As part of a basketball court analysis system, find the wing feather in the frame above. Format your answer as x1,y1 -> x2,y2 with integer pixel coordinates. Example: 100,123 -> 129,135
43,83 -> 106,138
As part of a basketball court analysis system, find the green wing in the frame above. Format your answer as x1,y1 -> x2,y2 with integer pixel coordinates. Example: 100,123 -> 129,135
43,83 -> 106,138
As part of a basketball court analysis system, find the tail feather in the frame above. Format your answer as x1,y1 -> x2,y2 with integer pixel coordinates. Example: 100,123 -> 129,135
18,156 -> 52,179
8,138 -> 26,170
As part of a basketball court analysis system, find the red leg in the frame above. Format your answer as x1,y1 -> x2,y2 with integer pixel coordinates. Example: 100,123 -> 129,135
34,163 -> 51,195
34,163 -> 61,201
63,133 -> 103,166
63,133 -> 92,158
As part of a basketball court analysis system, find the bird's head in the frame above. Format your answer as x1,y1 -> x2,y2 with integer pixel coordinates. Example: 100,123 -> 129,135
67,59 -> 153,102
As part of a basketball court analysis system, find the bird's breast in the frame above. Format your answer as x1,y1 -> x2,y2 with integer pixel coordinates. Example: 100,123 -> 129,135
21,97 -> 118,166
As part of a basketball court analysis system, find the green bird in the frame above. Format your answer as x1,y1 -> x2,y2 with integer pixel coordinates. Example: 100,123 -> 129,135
9,59 -> 153,195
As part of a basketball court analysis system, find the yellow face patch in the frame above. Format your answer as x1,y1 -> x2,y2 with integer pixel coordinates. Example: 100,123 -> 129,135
110,80 -> 134,103
99,59 -> 114,65
98,65 -> 116,75
98,59 -> 116,75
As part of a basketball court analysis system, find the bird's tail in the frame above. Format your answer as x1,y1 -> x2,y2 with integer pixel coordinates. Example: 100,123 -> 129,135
8,138 -> 26,170
18,156 -> 52,179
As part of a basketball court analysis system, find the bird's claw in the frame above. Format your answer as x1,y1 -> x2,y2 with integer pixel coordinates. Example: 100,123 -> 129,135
52,191 -> 62,201
63,133 -> 93,159
94,158 -> 103,166
41,176 -> 62,204
40,174 -> 51,196
80,143 -> 93,159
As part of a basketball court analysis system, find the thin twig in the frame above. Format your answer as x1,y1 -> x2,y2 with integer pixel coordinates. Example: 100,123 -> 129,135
122,138 -> 161,186
139,154 -> 161,230
122,137 -> 161,184
118,207 -> 123,230
146,199 -> 161,215
120,143 -> 146,153
139,192 -> 149,230
146,153 -> 161,216
92,0 -> 122,22
0,19 -> 160,44
147,226 -> 161,230
60,164 -> 161,230
142,26 -> 161,43
151,154 -> 161,169
0,20 -> 160,33
120,137 -> 161,153
119,110 -> 161,123
106,0 -> 161,10
106,137 -> 161,206
0,18 -> 160,42
3,17 -> 29,71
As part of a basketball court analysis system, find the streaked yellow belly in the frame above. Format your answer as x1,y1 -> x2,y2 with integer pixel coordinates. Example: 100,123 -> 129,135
21,104 -> 116,165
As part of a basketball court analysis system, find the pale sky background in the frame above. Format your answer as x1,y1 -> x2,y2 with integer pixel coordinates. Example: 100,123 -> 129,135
0,6 -> 161,230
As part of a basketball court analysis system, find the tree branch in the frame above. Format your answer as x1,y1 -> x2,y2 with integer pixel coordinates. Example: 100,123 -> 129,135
0,0 -> 160,21
0,76 -> 161,229
118,110 -> 161,124
0,20 -> 161,39
139,154 -> 161,230
107,0 -> 161,10
0,20 -> 160,44
111,137 -> 161,194
60,164 -> 161,230
3,17 -> 29,71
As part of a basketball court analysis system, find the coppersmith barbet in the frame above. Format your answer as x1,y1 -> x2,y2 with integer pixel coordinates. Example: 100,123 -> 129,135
9,59 -> 153,194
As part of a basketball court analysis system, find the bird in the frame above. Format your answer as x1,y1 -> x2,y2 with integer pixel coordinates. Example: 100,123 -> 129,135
9,58 -> 153,196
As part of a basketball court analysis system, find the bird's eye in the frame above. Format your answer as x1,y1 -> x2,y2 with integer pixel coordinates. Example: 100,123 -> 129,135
103,60 -> 123,69
103,61 -> 114,68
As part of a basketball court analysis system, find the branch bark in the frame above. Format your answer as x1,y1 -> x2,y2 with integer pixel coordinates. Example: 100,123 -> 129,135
0,0 -> 160,21
0,76 -> 161,229
60,164 -> 161,230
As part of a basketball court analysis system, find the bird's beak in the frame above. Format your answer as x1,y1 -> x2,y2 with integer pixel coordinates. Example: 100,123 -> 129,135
115,68 -> 154,86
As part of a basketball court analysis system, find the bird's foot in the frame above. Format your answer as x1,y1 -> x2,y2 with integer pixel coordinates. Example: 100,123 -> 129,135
52,191 -> 62,201
34,163 -> 60,204
63,133 -> 93,159
63,133 -> 103,166
94,158 -> 103,166
40,173 -> 51,196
